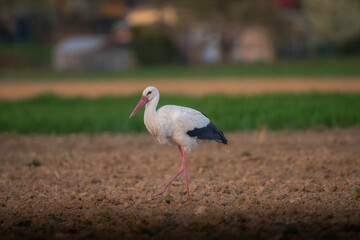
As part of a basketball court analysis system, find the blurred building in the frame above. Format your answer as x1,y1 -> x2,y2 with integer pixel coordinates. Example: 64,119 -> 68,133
53,19 -> 136,71
232,27 -> 276,63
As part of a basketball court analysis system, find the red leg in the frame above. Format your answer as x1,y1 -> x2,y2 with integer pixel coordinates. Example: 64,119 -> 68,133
182,150 -> 191,201
178,146 -> 183,157
152,146 -> 184,197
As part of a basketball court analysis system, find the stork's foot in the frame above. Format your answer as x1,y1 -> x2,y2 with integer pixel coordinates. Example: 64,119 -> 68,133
151,184 -> 171,199
151,188 -> 166,199
183,192 -> 192,201
151,187 -> 192,201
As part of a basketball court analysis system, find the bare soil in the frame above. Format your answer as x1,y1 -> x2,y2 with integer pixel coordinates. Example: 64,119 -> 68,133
0,128 -> 359,239
1,78 -> 360,99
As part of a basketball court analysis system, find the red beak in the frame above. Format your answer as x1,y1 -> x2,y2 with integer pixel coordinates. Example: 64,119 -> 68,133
129,96 -> 149,118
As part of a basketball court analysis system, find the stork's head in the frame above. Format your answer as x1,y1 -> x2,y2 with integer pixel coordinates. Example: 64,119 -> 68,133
129,86 -> 158,118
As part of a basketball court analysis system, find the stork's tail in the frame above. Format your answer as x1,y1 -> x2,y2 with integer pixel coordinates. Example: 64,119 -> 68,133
217,127 -> 228,145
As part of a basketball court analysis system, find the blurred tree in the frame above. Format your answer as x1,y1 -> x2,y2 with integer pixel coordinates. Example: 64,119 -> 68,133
302,0 -> 360,45
0,0 -> 128,42
154,0 -> 282,28
0,0 -> 63,42
131,25 -> 182,65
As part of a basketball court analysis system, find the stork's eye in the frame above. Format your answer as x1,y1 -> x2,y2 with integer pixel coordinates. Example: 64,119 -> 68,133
147,91 -> 152,96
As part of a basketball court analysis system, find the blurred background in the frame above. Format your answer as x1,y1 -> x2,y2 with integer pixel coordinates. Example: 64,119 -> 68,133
1,0 -> 360,72
0,0 -> 360,134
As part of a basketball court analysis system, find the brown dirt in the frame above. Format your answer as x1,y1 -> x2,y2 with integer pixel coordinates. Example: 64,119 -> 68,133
0,128 -> 360,239
1,77 -> 360,99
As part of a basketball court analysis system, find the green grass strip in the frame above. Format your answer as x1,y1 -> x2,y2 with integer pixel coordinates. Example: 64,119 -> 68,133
0,93 -> 359,134
1,58 -> 360,81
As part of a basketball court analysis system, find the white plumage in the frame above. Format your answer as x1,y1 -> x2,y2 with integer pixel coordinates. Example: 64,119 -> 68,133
146,105 -> 210,150
130,86 -> 227,201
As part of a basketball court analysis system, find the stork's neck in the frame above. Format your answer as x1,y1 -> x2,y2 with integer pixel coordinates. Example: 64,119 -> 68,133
145,95 -> 159,116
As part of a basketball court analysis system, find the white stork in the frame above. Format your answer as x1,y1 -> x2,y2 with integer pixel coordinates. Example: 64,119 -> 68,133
129,86 -> 227,201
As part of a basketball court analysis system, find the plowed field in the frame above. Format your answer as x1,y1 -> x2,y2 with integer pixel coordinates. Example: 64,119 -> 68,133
1,128 -> 359,239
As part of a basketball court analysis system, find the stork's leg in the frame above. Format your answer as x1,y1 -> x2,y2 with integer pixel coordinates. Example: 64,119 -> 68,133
177,145 -> 183,157
182,149 -> 191,201
152,146 -> 184,197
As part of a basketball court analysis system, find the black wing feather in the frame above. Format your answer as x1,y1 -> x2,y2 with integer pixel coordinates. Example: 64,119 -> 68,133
186,121 -> 228,145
